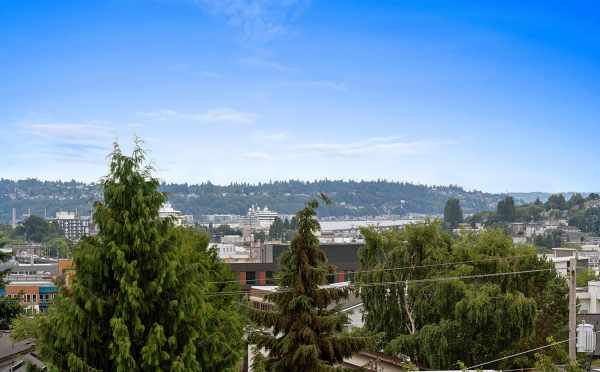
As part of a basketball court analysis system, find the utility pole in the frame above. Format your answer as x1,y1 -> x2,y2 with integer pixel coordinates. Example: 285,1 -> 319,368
569,255 -> 577,361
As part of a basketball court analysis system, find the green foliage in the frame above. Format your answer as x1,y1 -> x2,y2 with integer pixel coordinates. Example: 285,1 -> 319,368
358,224 -> 568,370
568,193 -> 586,210
569,207 -> 600,235
515,203 -> 545,222
35,142 -> 245,371
443,198 -> 463,230
497,196 -> 516,222
533,337 -> 585,372
268,217 -> 298,241
0,232 -> 23,328
249,197 -> 372,371
546,194 -> 568,211
576,268 -> 597,287
588,193 -> 600,201
0,299 -> 23,330
13,215 -> 63,243
534,230 -> 563,250
207,223 -> 242,238
253,230 -> 266,242
11,314 -> 43,341
45,237 -> 72,258
0,179 -> 504,222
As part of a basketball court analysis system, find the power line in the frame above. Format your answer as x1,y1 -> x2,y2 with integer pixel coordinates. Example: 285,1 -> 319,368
207,253 -> 541,285
467,337 -> 570,370
204,268 -> 554,297
466,329 -> 600,370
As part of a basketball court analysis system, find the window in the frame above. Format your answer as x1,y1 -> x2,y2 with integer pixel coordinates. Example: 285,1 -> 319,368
266,271 -> 275,285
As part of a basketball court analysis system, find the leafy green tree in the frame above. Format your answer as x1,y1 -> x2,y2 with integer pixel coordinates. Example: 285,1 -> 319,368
497,196 -> 516,222
268,217 -> 285,240
569,208 -> 600,235
250,197 -> 372,371
35,142 -> 245,371
534,230 -> 563,250
209,224 -> 242,238
443,198 -> 463,230
253,230 -> 267,242
587,193 -> 600,201
546,194 -> 567,211
576,268 -> 597,287
45,237 -> 71,258
567,193 -> 585,209
358,223 -> 568,370
14,215 -> 62,243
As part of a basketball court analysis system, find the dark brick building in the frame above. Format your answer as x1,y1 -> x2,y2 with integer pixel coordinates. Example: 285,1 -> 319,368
228,242 -> 363,287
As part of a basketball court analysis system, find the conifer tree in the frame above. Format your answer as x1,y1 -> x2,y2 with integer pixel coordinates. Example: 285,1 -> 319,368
35,142 -> 244,371
443,198 -> 463,229
250,196 -> 371,371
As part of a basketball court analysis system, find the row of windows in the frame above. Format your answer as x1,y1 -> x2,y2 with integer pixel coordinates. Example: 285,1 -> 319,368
240,271 -> 356,284
7,293 -> 56,303
252,301 -> 273,311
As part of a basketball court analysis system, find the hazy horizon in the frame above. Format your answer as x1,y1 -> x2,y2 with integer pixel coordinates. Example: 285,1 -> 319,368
2,176 -> 597,196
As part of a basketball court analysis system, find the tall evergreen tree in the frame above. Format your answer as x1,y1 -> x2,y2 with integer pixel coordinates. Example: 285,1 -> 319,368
497,196 -> 516,222
250,197 -> 371,371
545,194 -> 567,211
443,198 -> 463,229
35,142 -> 244,371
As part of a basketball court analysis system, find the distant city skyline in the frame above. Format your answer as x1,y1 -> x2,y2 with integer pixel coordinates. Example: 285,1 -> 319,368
1,1 -> 599,193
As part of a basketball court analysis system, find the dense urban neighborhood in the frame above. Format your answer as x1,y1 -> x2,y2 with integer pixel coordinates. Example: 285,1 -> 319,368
1,145 -> 599,371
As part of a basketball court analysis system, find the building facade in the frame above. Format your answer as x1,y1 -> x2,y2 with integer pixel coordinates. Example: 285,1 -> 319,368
52,211 -> 95,241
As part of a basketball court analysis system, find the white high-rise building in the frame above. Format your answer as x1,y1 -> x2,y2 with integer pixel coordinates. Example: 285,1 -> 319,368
158,203 -> 194,226
245,205 -> 279,230
53,211 -> 95,241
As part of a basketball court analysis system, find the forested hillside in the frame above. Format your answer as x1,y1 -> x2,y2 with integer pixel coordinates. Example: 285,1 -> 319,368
0,178 -> 505,222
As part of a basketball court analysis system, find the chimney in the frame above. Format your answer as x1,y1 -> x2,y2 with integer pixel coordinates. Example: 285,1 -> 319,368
11,208 -> 16,229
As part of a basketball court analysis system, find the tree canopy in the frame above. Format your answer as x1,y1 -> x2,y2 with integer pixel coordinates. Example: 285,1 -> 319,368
443,198 -> 463,229
14,215 -> 63,243
497,196 -> 516,222
546,194 -> 567,211
249,197 -> 372,371
33,142 -> 245,371
357,223 -> 568,370
0,178 -> 504,222
569,207 -> 600,235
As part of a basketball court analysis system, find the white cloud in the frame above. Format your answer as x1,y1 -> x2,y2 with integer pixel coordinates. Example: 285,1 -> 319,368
239,56 -> 297,72
25,123 -> 107,141
291,137 -> 445,157
282,80 -> 347,91
253,131 -> 287,142
200,108 -> 257,124
243,151 -> 271,160
138,108 -> 258,125
196,0 -> 309,42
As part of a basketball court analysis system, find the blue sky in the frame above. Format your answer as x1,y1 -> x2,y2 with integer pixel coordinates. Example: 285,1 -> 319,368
1,0 -> 599,192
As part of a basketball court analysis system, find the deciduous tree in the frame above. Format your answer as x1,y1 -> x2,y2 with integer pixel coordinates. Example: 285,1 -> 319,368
358,223 -> 568,370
